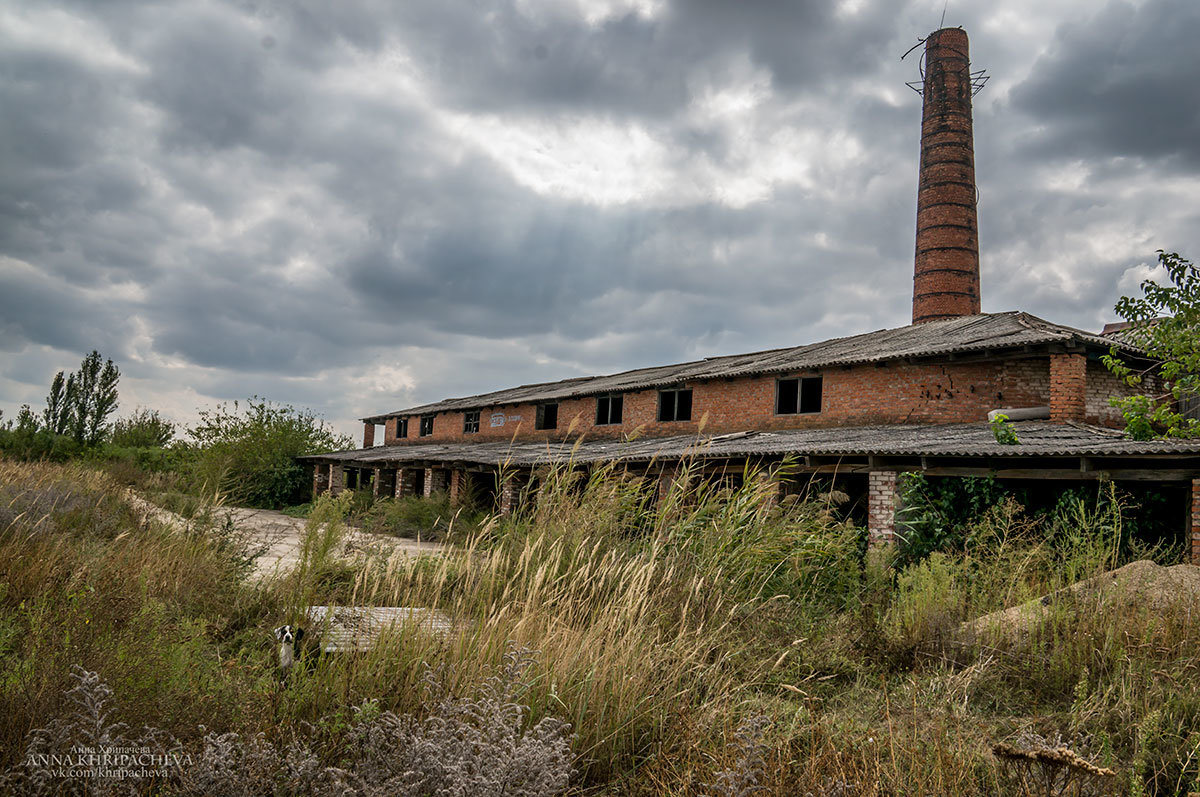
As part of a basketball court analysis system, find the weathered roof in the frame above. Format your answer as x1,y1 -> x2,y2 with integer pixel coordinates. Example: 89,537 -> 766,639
305,421 -> 1200,468
364,312 -> 1142,422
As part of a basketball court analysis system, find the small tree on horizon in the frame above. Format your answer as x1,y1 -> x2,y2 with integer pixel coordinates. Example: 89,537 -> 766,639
43,351 -> 121,445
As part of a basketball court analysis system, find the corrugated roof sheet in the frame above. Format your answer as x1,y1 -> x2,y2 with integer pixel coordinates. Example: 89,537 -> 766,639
364,312 -> 1142,422
305,421 -> 1200,468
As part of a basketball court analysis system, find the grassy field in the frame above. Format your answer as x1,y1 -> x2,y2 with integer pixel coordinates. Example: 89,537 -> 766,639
0,457 -> 1197,795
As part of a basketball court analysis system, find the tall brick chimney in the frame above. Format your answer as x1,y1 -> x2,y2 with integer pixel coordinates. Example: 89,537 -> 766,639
912,27 -> 981,324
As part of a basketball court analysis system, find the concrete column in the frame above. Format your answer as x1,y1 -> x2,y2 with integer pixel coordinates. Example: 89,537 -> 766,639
372,467 -> 382,497
867,470 -> 900,547
1191,478 -> 1200,566
330,464 -> 345,495
396,468 -> 419,498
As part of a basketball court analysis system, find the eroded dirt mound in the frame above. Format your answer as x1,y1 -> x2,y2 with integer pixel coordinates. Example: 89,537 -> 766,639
964,560 -> 1200,644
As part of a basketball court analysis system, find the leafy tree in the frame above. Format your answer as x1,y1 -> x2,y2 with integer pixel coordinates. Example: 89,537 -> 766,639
43,351 -> 121,445
111,407 -> 176,448
1103,251 -> 1200,439
187,397 -> 351,508
43,371 -> 70,435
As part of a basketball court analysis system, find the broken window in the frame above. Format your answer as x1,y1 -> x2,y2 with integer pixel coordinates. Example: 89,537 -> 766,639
395,418 -> 408,439
419,415 -> 435,436
658,388 -> 693,422
536,403 -> 558,430
776,377 -> 823,415
463,410 -> 480,434
595,394 -> 623,426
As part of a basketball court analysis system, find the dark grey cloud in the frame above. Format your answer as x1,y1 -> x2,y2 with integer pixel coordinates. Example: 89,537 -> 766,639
1010,0 -> 1200,168
1,0 -> 1198,436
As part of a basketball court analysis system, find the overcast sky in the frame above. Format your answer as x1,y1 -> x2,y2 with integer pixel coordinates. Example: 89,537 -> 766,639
2,0 -> 1198,441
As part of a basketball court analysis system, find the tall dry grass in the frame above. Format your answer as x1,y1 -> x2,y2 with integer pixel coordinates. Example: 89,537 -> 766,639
2,455 -> 1199,795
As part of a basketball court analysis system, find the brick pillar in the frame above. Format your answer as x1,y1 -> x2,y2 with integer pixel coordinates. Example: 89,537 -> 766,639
426,468 -> 449,497
396,468 -> 418,498
330,464 -> 345,495
1050,353 -> 1087,422
1191,478 -> 1200,566
449,470 -> 463,505
499,472 -> 528,516
363,422 -> 375,448
313,463 -> 330,497
868,470 -> 900,546
372,467 -> 382,497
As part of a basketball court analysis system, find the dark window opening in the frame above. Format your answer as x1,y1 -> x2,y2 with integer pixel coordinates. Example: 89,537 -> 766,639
595,394 -> 623,426
658,388 -> 693,422
396,418 -> 409,439
776,376 -> 823,415
345,469 -> 359,490
464,410 -> 480,434
536,403 -> 558,430
419,415 -> 435,436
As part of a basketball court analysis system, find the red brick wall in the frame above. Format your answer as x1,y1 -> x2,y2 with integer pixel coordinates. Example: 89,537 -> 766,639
379,356 -> 1050,446
362,422 -> 375,448
1050,353 -> 1087,421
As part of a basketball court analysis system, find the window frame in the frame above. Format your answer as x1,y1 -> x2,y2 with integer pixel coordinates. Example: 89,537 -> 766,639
594,394 -> 624,426
395,418 -> 409,440
535,402 -> 559,431
775,376 -> 823,415
657,388 -> 693,422
463,410 -> 480,434
419,414 -> 435,437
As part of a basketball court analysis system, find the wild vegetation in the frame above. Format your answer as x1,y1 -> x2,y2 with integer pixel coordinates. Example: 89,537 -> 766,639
1103,249 -> 1200,439
0,456 -> 1196,795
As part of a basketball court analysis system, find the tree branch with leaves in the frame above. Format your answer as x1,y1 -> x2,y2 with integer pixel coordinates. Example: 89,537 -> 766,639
1102,250 -> 1200,440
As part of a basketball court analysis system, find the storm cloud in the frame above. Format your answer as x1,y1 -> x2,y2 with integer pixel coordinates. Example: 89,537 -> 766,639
2,0 -> 1198,438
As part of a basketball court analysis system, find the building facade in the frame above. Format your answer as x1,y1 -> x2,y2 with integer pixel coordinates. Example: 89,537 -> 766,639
305,28 -> 1200,563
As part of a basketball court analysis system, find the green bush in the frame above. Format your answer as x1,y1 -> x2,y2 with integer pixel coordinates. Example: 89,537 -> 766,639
110,407 -> 175,448
186,398 -> 351,508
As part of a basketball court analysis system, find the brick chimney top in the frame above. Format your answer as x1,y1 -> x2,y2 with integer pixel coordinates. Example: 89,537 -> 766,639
912,27 -> 982,324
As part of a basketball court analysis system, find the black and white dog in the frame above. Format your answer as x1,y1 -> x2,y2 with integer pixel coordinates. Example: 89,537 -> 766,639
274,625 -> 305,673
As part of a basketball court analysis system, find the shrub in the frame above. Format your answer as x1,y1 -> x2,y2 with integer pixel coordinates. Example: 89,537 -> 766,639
186,398 -> 351,508
110,408 -> 175,448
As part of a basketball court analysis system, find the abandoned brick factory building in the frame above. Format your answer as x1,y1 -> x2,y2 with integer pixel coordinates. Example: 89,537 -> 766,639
304,28 -> 1200,562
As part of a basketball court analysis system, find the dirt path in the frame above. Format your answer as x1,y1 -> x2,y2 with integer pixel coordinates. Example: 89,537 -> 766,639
224,507 -> 446,579
124,491 -> 446,579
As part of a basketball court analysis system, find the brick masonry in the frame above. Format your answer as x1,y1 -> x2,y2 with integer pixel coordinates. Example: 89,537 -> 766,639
425,467 -> 449,497
1192,478 -> 1200,565
396,468 -> 419,498
362,422 -> 375,448
867,471 -> 900,545
498,472 -> 528,515
329,464 -> 344,495
912,27 -> 981,324
380,357 -> 1053,447
312,463 -> 329,495
1049,353 -> 1087,421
